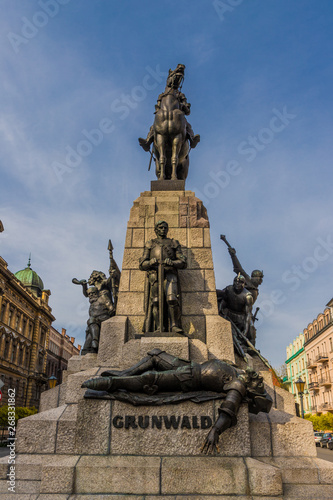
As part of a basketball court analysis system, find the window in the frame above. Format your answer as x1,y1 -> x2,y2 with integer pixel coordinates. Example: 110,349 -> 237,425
10,343 -> 16,363
25,348 -> 30,367
4,339 -> 10,359
18,347 -> 23,366
15,313 -> 20,330
40,329 -> 45,347
0,303 -> 6,322
8,309 -> 13,326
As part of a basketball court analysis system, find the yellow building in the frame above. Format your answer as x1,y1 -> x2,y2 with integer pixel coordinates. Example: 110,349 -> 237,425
47,326 -> 81,385
0,256 -> 55,408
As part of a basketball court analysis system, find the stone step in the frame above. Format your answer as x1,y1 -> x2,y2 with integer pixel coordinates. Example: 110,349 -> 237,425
74,455 -> 283,496
0,453 -> 79,495
284,483 -> 333,499
257,456 -> 333,485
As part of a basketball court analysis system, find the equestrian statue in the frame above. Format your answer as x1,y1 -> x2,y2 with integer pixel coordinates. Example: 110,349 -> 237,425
139,64 -> 200,181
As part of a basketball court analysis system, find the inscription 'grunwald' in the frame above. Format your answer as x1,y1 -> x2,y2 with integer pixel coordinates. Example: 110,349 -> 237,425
113,415 -> 213,430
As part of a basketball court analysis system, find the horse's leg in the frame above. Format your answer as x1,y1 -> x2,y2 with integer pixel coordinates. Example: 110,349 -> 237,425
171,135 -> 183,180
155,134 -> 166,180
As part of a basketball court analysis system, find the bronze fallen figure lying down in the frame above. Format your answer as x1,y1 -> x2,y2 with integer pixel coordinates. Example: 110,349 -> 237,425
82,349 -> 272,454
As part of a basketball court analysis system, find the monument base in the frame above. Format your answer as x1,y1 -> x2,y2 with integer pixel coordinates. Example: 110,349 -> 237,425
1,339 -> 332,498
151,179 -> 185,191
3,186 -> 333,498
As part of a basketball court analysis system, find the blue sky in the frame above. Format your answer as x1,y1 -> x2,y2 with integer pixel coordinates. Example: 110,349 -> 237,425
1,0 -> 333,367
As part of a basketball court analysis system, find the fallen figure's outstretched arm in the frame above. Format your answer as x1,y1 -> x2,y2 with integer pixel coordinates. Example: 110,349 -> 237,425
201,382 -> 245,455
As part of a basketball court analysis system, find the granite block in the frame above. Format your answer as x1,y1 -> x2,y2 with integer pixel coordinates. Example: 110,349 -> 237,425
75,455 -> 160,495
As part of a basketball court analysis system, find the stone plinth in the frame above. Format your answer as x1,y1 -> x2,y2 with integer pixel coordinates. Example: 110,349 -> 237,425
116,189 -> 234,363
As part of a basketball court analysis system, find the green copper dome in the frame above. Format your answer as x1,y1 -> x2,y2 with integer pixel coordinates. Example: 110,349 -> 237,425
15,256 -> 44,297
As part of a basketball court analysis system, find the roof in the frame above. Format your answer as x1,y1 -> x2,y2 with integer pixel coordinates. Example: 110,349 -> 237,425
15,257 -> 44,297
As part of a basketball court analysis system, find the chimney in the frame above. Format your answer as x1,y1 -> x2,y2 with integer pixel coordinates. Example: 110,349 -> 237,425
70,337 -> 75,344
61,328 -> 66,336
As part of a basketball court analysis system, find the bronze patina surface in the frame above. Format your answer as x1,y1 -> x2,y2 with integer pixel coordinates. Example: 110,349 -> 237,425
139,64 -> 200,181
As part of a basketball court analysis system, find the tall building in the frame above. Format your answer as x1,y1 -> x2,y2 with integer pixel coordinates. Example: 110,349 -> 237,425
0,256 -> 55,408
304,298 -> 333,414
285,332 -> 311,414
47,326 -> 81,385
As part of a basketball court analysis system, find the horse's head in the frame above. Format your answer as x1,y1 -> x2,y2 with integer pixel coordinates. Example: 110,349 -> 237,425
167,64 -> 185,90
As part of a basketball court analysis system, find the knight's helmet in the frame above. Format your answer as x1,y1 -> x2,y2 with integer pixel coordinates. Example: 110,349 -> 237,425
167,64 -> 185,89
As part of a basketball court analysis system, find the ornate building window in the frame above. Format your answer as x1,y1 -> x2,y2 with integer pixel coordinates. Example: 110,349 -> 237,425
15,313 -> 20,330
8,309 -> 13,327
10,342 -> 17,363
0,302 -> 6,322
40,328 -> 46,347
4,339 -> 10,359
18,346 -> 24,366
25,347 -> 31,367
22,316 -> 27,335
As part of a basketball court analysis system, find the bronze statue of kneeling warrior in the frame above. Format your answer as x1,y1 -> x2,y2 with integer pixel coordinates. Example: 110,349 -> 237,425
82,349 -> 272,454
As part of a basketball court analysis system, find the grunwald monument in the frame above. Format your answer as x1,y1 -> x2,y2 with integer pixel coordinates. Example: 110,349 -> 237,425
3,64 -> 333,498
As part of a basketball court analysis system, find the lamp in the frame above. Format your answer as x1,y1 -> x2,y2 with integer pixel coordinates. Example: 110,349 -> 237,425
295,377 -> 305,418
48,374 -> 57,390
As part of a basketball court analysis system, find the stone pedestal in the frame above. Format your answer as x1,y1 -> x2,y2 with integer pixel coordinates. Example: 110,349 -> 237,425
2,188 -> 333,498
116,188 -> 234,363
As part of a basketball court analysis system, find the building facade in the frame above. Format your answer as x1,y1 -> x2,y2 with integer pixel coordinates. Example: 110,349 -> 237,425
304,298 -> 333,415
46,326 -> 81,385
0,256 -> 55,408
285,332 -> 311,414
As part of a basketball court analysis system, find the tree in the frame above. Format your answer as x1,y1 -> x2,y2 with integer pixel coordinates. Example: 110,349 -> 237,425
0,406 -> 37,427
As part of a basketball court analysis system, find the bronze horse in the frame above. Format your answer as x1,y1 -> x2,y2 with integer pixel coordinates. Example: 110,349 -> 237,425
139,64 -> 199,181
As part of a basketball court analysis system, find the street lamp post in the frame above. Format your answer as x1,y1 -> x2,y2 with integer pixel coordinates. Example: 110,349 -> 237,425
295,377 -> 305,418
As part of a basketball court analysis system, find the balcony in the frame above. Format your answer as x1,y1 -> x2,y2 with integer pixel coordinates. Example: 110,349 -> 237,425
306,358 -> 317,369
319,377 -> 332,387
316,353 -> 329,363
308,381 -> 319,390
319,402 -> 333,412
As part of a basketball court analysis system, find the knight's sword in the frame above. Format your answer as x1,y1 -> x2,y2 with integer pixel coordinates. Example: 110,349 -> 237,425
158,245 -> 164,332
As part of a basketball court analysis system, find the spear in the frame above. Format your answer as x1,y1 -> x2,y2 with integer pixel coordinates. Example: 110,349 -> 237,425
108,239 -> 120,308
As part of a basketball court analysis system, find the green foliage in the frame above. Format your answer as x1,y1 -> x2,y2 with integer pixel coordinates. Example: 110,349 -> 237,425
304,413 -> 321,430
319,412 -> 333,431
304,412 -> 333,431
0,406 -> 37,426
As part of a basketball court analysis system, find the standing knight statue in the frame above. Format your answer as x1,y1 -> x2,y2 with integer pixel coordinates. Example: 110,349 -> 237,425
140,220 -> 187,334
139,64 -> 200,181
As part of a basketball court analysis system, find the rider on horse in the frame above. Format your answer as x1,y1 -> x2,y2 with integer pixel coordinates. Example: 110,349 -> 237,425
139,64 -> 200,153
